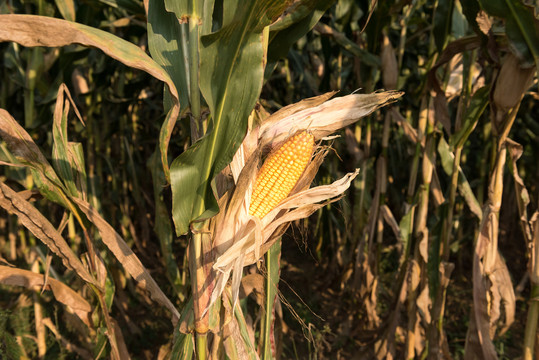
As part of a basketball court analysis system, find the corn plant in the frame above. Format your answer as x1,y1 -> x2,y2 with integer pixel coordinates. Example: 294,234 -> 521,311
1,0 -> 539,359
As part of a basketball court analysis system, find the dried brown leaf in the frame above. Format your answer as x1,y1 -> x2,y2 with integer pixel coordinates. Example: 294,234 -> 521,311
0,266 -> 91,324
493,53 -> 536,114
112,318 -> 132,360
490,253 -> 515,336
434,93 -> 452,136
468,209 -> 499,360
240,273 -> 264,302
71,198 -> 180,323
506,138 -> 532,242
0,110 -> 62,184
476,11 -> 492,35
258,91 -> 403,148
260,92 -> 337,135
0,182 -> 96,286
381,34 -> 398,90
390,107 -> 419,144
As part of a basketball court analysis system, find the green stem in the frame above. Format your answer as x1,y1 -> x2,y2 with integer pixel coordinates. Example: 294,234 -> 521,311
195,332 -> 208,360
263,240 -> 281,359
443,145 -> 462,261
523,284 -> 539,360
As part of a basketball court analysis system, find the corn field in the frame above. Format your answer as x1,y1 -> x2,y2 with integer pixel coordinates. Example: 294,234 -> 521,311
0,0 -> 538,359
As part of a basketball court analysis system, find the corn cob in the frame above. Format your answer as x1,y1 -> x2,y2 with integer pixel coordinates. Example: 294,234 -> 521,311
249,131 -> 315,219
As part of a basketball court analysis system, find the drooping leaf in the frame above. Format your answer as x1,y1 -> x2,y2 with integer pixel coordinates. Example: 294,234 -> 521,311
0,182 -> 97,286
0,14 -> 181,178
0,266 -> 91,323
170,0 -> 289,235
0,108 -> 72,204
71,197 -> 181,322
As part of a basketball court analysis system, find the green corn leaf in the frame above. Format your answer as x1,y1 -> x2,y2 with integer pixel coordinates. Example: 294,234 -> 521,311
171,298 -> 195,359
449,85 -> 490,149
170,0 -> 289,235
170,332 -> 194,360
399,203 -> 416,263
149,150 -> 183,294
437,137 -> 482,220
147,0 -> 190,111
164,0 -> 214,34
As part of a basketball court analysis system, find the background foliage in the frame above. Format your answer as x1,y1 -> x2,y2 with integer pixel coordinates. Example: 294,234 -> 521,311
1,0 -> 538,359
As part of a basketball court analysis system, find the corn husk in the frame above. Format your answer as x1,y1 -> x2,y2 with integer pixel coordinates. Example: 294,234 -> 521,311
207,90 -> 403,313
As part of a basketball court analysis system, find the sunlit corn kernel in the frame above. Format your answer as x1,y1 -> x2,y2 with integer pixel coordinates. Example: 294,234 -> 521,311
249,131 -> 315,219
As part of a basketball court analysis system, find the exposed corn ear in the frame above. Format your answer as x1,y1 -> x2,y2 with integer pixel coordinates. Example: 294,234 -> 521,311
249,131 -> 315,218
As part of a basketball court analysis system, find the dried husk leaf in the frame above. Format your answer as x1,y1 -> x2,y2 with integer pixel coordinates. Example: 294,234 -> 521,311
213,171 -> 358,271
210,171 -> 359,309
214,149 -> 260,254
259,91 -> 337,135
258,91 -> 403,148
